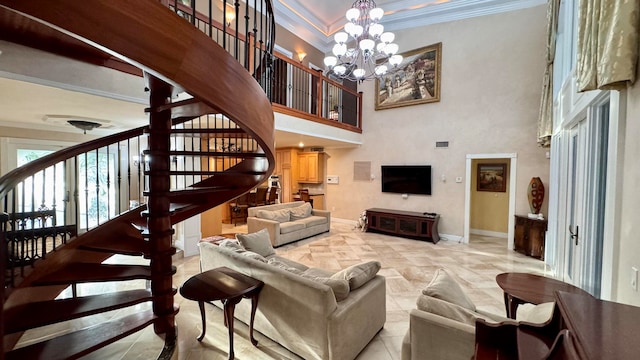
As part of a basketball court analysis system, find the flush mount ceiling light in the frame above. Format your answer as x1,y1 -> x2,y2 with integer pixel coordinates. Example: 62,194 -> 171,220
324,0 -> 403,82
67,120 -> 102,134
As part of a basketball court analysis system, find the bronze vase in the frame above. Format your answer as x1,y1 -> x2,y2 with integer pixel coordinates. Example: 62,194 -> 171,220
527,177 -> 545,214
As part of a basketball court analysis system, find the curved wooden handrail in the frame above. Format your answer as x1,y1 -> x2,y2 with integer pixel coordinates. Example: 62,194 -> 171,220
0,0 -> 275,172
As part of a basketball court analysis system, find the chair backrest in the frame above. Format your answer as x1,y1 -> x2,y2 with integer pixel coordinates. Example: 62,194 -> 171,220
299,188 -> 311,202
267,187 -> 278,204
544,330 -> 580,360
234,193 -> 249,206
255,187 -> 268,205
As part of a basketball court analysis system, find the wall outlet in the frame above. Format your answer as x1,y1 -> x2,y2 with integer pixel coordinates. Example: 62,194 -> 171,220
455,177 -> 463,183
632,267 -> 638,291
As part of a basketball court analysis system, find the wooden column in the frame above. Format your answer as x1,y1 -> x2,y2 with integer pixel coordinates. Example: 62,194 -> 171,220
145,75 -> 176,339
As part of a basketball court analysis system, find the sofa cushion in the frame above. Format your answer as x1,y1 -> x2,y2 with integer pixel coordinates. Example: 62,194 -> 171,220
257,208 -> 291,223
294,215 -> 328,228
516,302 -> 555,323
280,221 -> 306,234
267,258 -> 304,274
300,273 -> 350,302
240,250 -> 268,263
422,268 -> 476,311
303,267 -> 334,278
236,229 -> 275,257
331,260 -> 381,290
416,294 -> 495,326
290,202 -> 313,220
269,255 -> 309,271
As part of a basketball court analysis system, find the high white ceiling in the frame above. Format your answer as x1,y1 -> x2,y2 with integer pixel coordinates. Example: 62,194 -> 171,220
0,0 -> 546,148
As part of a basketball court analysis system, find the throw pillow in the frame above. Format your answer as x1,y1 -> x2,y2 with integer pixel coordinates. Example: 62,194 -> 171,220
290,203 -> 313,220
422,268 -> 476,311
301,273 -> 350,302
257,209 -> 290,223
236,229 -> 275,257
516,302 -> 555,324
331,260 -> 381,290
416,294 -> 484,326
218,239 -> 243,251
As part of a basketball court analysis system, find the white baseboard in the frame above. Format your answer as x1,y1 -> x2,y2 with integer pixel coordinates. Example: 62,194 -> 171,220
332,217 -> 358,226
440,234 -> 464,242
470,228 -> 508,238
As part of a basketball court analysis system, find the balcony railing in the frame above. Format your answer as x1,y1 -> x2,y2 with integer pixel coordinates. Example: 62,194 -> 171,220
167,0 -> 362,132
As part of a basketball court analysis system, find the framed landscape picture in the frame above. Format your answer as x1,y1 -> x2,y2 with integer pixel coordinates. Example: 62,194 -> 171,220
375,42 -> 442,110
477,163 -> 507,192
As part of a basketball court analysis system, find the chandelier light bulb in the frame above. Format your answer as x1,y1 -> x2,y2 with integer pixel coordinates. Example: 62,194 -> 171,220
353,68 -> 366,78
359,39 -> 375,52
334,65 -> 347,75
324,56 -> 337,67
333,43 -> 347,57
351,24 -> 364,37
369,7 -> 384,21
346,8 -> 360,22
375,65 -> 388,76
389,54 -> 403,66
376,42 -> 387,52
335,31 -> 348,44
380,32 -> 395,44
384,43 -> 399,55
369,23 -> 384,38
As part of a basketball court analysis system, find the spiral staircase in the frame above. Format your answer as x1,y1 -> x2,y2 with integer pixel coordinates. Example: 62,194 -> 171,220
0,0 -> 275,359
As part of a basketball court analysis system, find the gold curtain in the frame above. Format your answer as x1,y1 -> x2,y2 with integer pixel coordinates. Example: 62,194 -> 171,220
576,0 -> 640,92
538,0 -> 561,148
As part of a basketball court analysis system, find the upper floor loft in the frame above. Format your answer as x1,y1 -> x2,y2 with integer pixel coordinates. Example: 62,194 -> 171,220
0,0 -> 363,150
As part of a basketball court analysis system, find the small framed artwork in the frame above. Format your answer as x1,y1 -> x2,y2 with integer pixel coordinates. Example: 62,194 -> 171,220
477,163 -> 507,192
375,42 -> 442,110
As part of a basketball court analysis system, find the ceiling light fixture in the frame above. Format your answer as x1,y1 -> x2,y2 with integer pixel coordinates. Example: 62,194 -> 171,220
324,0 -> 403,82
67,120 -> 101,134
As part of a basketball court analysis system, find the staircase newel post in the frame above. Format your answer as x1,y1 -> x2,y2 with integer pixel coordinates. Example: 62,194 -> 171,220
146,75 -> 177,340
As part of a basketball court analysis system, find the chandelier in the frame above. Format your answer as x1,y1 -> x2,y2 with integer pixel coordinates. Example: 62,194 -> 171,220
323,0 -> 403,82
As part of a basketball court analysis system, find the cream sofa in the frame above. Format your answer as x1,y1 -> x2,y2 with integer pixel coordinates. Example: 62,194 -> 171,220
401,269 -> 555,360
199,237 -> 386,360
247,201 -> 330,247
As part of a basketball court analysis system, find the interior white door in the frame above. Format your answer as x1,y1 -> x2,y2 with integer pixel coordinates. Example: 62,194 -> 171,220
564,122 -> 585,286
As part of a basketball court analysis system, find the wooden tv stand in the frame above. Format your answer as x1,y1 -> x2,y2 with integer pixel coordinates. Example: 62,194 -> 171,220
366,208 -> 440,243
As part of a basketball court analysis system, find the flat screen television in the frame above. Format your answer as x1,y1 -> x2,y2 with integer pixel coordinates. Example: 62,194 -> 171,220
381,165 -> 432,195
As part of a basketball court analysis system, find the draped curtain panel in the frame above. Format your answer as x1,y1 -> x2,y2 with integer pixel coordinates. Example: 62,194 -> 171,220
538,0 -> 561,148
576,0 -> 640,92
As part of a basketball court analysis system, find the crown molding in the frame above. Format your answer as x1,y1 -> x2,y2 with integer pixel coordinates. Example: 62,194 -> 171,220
273,0 -> 547,53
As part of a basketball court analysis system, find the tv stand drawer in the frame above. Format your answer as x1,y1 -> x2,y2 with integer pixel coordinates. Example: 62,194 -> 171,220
366,208 -> 440,243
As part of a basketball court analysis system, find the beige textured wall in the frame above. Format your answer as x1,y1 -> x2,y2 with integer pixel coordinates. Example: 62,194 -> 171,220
324,6 -> 549,238
616,84 -> 640,305
470,159 -> 510,233
275,24 -> 325,67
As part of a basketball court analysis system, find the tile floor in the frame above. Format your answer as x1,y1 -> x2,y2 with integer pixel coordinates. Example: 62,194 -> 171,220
15,222 -> 549,359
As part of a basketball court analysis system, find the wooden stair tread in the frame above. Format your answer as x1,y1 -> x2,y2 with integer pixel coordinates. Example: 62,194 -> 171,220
79,235 -> 150,256
5,309 -> 158,360
32,263 -> 152,286
4,289 -> 153,334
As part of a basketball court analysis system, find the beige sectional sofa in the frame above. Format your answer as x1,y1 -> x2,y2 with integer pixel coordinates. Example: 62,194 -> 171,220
199,233 -> 386,360
401,269 -> 555,360
247,201 -> 330,247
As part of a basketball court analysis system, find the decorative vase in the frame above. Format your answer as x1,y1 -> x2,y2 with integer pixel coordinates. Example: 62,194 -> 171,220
527,177 -> 545,214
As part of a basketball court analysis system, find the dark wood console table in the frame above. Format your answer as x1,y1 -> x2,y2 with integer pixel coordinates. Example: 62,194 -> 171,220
366,208 -> 439,243
474,291 -> 640,359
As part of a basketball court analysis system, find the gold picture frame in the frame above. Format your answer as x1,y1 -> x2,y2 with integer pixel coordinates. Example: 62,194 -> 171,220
477,163 -> 507,192
375,42 -> 442,110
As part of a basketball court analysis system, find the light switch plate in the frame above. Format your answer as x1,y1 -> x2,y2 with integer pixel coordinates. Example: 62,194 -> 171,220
326,175 -> 339,184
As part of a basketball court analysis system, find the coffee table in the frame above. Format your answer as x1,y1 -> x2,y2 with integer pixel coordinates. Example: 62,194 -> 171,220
179,266 -> 264,360
495,272 -> 589,319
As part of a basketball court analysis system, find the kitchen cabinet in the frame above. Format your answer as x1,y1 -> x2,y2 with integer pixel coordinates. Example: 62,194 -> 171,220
274,148 -> 299,203
298,152 -> 324,183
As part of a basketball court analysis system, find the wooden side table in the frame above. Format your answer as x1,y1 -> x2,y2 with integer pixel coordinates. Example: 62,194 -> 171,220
180,267 -> 264,360
496,272 -> 589,319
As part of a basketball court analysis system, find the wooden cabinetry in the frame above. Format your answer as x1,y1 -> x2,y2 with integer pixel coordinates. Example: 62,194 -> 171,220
298,152 -> 324,183
514,215 -> 547,260
274,148 -> 299,203
366,208 -> 440,243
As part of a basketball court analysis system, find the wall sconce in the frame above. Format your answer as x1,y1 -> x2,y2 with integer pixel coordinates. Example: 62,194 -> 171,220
225,9 -> 235,26
297,52 -> 307,63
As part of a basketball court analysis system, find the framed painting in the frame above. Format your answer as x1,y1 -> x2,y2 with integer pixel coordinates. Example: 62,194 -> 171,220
375,42 -> 442,110
477,163 -> 507,192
